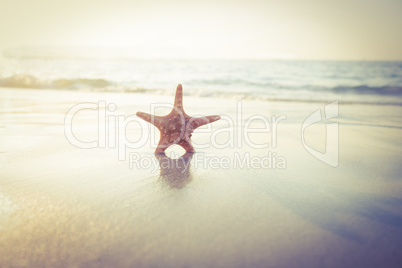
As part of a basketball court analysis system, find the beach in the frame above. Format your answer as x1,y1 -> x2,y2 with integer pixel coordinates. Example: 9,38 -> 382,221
1,87 -> 402,267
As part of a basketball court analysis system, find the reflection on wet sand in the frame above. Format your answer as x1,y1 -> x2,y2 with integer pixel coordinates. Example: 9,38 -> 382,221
155,153 -> 194,189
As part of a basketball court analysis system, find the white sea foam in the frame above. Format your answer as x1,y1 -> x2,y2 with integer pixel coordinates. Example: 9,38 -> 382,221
1,56 -> 402,105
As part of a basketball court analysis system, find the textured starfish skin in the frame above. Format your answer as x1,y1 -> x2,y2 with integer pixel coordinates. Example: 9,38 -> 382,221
136,84 -> 221,154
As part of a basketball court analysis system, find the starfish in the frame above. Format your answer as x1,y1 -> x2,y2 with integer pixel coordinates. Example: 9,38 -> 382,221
136,84 -> 221,154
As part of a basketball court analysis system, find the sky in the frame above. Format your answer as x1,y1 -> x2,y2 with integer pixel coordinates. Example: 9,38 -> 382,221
0,0 -> 401,60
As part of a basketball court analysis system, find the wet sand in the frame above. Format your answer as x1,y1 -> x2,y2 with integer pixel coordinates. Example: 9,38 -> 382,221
1,88 -> 402,267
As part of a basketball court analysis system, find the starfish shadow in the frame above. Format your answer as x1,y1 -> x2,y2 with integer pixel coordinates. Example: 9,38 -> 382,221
155,153 -> 194,189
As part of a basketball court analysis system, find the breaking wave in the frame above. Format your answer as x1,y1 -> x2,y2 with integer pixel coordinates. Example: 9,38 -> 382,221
1,74 -> 402,105
0,74 -> 111,90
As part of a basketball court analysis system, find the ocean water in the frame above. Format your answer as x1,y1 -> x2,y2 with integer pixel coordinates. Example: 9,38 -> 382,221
1,56 -> 402,105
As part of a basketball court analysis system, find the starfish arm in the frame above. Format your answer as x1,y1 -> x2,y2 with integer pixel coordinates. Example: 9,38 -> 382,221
136,112 -> 164,128
190,115 -> 221,129
174,84 -> 184,110
155,135 -> 171,154
178,139 -> 195,153
155,146 -> 167,154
